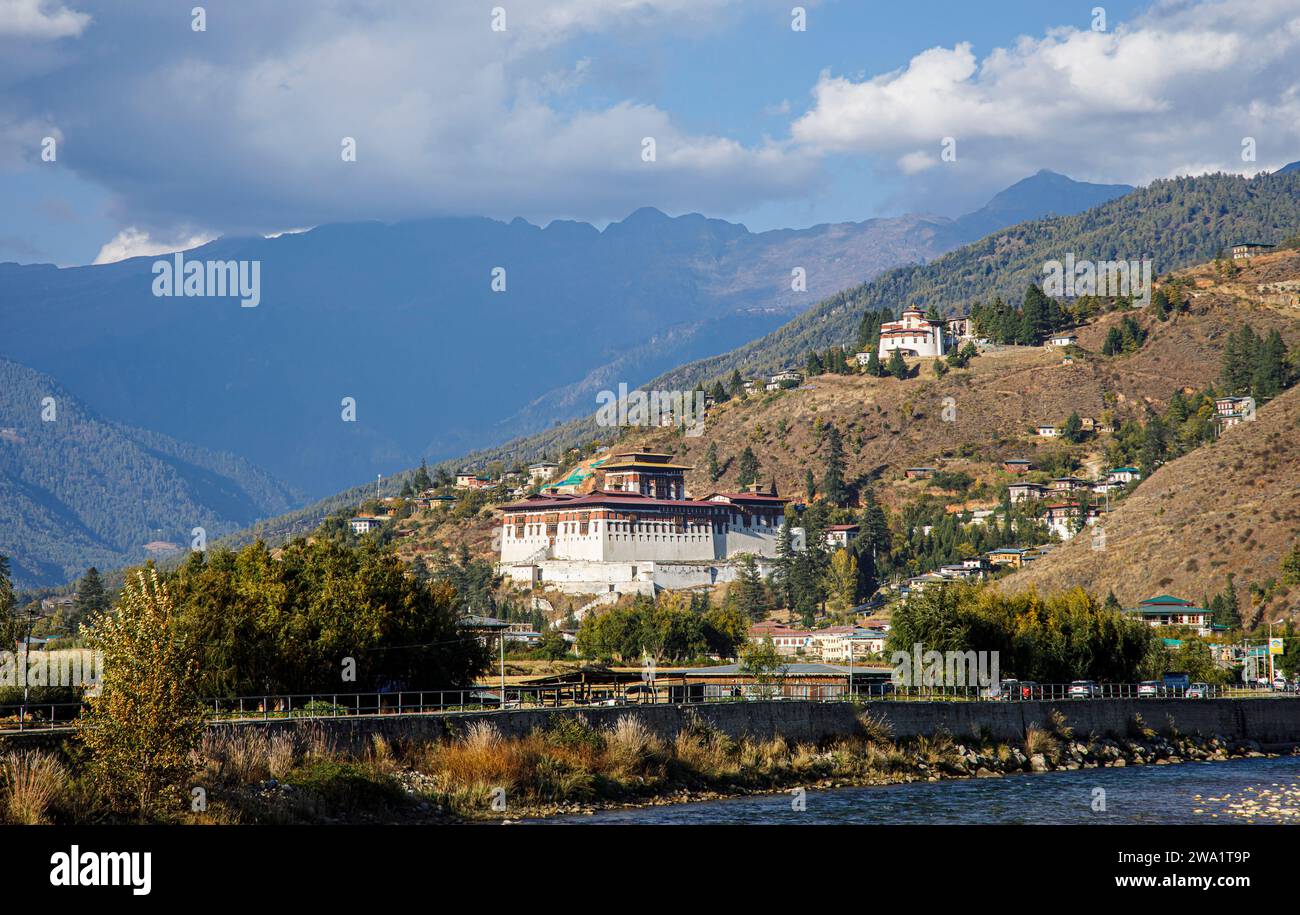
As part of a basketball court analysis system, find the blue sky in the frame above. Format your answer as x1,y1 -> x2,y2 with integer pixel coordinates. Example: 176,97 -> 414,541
2,0 -> 1296,266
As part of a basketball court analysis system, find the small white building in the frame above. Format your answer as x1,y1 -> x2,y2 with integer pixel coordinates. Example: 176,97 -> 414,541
1047,333 -> 1078,347
528,462 -> 560,482
1036,424 -> 1060,437
349,514 -> 389,535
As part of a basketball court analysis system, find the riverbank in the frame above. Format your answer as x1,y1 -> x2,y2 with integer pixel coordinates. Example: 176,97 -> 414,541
3,707 -> 1293,824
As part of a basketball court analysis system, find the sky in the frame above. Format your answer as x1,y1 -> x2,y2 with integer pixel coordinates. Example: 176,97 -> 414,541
1,0 -> 1298,266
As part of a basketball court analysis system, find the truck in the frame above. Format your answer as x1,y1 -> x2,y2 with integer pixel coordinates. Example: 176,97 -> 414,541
1162,672 -> 1190,693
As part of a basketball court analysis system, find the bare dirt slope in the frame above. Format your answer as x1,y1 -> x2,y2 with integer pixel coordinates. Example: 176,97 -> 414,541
1002,383 -> 1300,625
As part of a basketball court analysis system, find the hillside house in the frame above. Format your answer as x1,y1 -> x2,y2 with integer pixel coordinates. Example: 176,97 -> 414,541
1214,396 -> 1256,431
349,514 -> 389,535
1042,502 -> 1102,540
1231,242 -> 1275,260
1002,458 -> 1034,474
986,547 -> 1035,569
825,523 -> 859,549
1127,595 -> 1213,636
905,572 -> 949,594
1035,424 -> 1060,437
1048,476 -> 1091,494
1047,333 -> 1078,347
1106,466 -> 1141,485
1007,481 -> 1046,503
946,316 -> 974,341
528,462 -> 560,482
455,471 -> 493,490
903,467 -> 936,480
766,369 -> 804,391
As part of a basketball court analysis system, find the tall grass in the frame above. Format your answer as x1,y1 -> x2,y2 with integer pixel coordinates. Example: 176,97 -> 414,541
2,751 -> 69,825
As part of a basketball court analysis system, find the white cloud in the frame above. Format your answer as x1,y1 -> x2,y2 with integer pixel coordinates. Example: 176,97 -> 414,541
0,0 -> 89,39
16,0 -> 807,241
92,227 -> 214,265
789,0 -> 1300,197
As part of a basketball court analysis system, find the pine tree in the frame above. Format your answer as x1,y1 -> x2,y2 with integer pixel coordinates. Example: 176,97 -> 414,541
821,423 -> 848,507
412,459 -> 433,492
728,369 -> 745,397
73,566 -> 109,629
772,522 -> 795,613
887,348 -> 908,379
727,554 -> 768,621
1102,325 -> 1124,356
865,349 -> 883,377
736,447 -> 760,488
1215,574 -> 1242,630
1062,411 -> 1083,443
804,468 -> 816,500
706,442 -> 722,483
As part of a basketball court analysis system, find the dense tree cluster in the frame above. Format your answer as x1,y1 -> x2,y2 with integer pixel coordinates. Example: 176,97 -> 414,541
970,285 -> 1074,345
167,537 -> 492,696
888,583 -> 1159,683
1221,325 -> 1292,402
1100,314 -> 1148,355
575,591 -> 746,662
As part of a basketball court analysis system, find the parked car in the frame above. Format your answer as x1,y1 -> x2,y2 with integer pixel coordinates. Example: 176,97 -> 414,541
1068,680 -> 1098,700
1185,682 -> 1209,699
992,679 -> 1019,700
1273,678 -> 1288,691
1138,680 -> 1162,698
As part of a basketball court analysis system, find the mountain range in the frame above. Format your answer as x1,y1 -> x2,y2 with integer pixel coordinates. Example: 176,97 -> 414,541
0,170 -> 1129,506
0,358 -> 301,588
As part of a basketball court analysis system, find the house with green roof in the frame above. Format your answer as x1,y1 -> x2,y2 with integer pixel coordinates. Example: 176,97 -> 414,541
1127,595 -> 1212,636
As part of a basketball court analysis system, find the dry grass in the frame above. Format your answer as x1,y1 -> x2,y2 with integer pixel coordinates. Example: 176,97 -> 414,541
1048,709 -> 1073,740
2,751 -> 69,825
856,709 -> 893,743
1024,725 -> 1060,758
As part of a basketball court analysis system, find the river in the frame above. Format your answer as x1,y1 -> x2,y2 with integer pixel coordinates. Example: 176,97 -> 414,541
540,756 -> 1300,825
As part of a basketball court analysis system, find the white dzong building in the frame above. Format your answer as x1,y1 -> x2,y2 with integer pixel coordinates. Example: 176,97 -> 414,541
498,450 -> 802,596
878,307 -> 948,359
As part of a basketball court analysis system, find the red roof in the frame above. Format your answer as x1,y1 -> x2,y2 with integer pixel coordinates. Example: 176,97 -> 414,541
501,489 -> 724,512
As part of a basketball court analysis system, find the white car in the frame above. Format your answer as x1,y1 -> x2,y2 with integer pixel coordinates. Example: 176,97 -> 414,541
1137,681 -> 1162,698
1068,680 -> 1098,699
1185,682 -> 1209,699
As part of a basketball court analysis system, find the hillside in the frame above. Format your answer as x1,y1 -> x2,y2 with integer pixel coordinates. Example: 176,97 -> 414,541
0,359 -> 301,589
1002,383 -> 1300,626
646,169 -> 1300,393
215,170 -> 1300,556
363,249 -> 1300,590
0,173 -> 1127,497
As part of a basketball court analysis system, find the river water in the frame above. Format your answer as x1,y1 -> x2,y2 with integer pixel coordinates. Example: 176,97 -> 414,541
542,756 -> 1300,825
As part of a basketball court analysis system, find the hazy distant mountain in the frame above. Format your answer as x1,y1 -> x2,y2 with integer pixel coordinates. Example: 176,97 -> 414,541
952,169 -> 1132,240
0,358 -> 300,589
0,171 -> 1132,499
